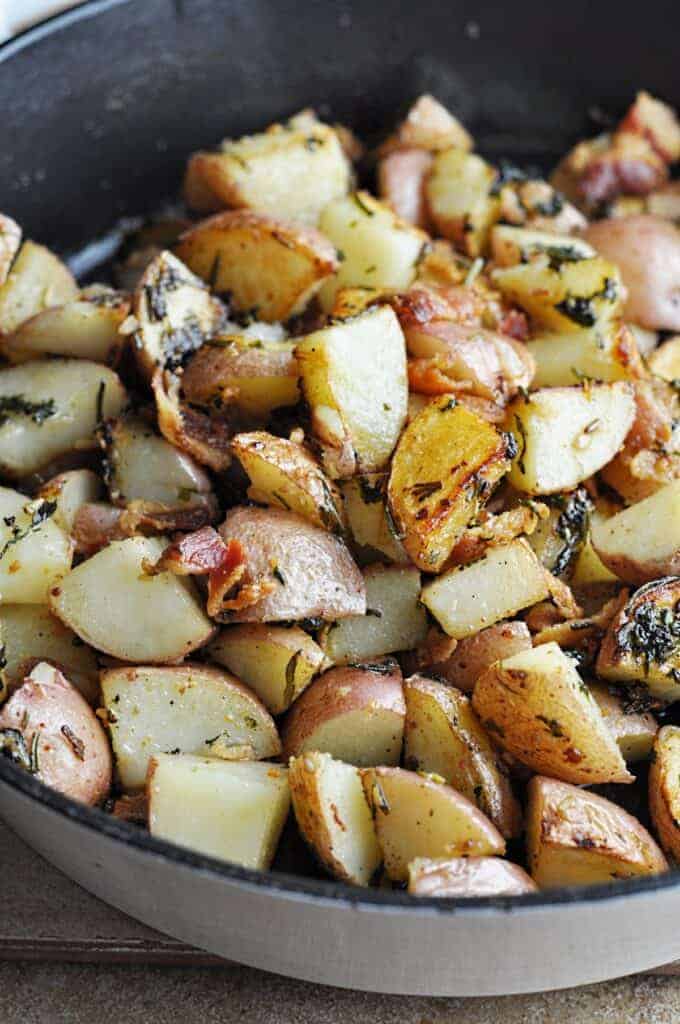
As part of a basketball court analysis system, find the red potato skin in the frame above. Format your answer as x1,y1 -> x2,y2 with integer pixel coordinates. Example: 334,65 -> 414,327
0,664 -> 112,805
378,149 -> 433,229
417,621 -> 532,693
408,856 -> 537,897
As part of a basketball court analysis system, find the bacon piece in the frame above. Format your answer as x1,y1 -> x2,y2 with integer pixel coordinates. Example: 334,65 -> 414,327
144,526 -> 231,576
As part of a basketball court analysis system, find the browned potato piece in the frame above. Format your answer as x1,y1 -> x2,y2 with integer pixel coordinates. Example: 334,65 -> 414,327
0,214 -> 21,287
282,662 -> 405,766
0,241 -> 77,336
407,856 -> 537,897
218,506 -> 365,623
473,642 -> 632,785
527,776 -> 668,887
387,395 -> 513,571
590,481 -> 680,585
589,683 -> 657,763
175,211 -> 337,321
0,662 -> 111,805
403,675 -> 521,838
379,94 -> 473,155
419,621 -> 532,693
425,150 -> 499,256
596,579 -> 680,703
648,335 -> 680,381
361,767 -> 505,881
288,751 -> 381,886
649,726 -> 680,862
1,295 -> 128,365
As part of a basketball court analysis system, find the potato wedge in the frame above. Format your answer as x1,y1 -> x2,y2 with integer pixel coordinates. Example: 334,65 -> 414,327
207,624 -> 327,715
317,191 -> 427,311
340,474 -> 407,562
361,767 -> 505,881
421,539 -> 549,639
50,536 -> 215,663
102,663 -> 280,789
0,662 -> 111,805
379,94 -> 472,155
425,149 -> 499,256
0,214 -> 21,287
0,241 -> 77,336
490,226 -> 594,268
416,621 -> 532,692
377,149 -> 433,228
472,642 -> 632,784
407,856 -> 537,897
0,359 -> 126,479
571,511 -> 620,588
231,431 -> 344,533
527,488 -> 591,577
591,481 -> 680,585
596,579 -> 680,702
295,306 -> 408,477
387,396 -> 513,571
0,489 -> 72,604
649,726 -> 680,862
288,751 -> 381,885
1,295 -> 128,365
590,683 -> 657,762
526,775 -> 667,887
0,604 -> 99,703
182,336 -> 300,420
218,506 -> 365,623
148,755 -> 289,870
38,469 -> 104,535
527,322 -> 643,388
648,335 -> 680,382
175,211 -> 337,321
184,116 -> 350,225
282,662 -> 405,766
505,383 -> 636,494
403,675 -> 521,838
319,564 -> 428,665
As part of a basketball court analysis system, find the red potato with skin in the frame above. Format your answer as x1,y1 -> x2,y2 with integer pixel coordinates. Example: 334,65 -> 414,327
378,149 -> 433,228
583,215 -> 680,331
0,662 -> 111,806
282,662 -> 405,766
407,856 -> 537,897
418,621 -> 532,693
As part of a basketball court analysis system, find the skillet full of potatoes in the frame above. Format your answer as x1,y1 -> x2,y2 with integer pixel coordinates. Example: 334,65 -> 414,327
0,90 -> 679,900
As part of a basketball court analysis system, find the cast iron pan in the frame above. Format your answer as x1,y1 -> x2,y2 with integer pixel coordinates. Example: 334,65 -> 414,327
0,0 -> 679,915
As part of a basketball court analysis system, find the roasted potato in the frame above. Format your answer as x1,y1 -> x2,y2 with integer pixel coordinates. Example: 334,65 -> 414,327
415,620 -> 532,692
403,675 -> 522,837
1,294 -> 128,365
648,334 -> 680,382
473,642 -> 633,784
589,683 -> 657,763
339,474 -> 407,563
207,624 -> 328,715
0,214 -> 21,287
0,662 -> 111,805
526,776 -> 667,887
361,767 -> 505,881
319,564 -> 428,664
649,726 -> 680,862
38,469 -> 105,535
407,856 -> 537,897
0,241 -> 77,336
102,663 -> 281,789
387,396 -> 513,571
590,481 -> 680,585
490,226 -> 594,268
282,662 -> 405,766
377,149 -> 433,228
175,210 -> 337,321
148,755 -> 289,869
421,538 -> 549,639
0,489 -> 72,604
527,322 -> 643,388
425,149 -> 499,256
378,94 -> 472,155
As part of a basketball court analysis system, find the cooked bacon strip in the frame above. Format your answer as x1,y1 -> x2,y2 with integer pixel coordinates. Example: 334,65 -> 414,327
144,526 -> 231,576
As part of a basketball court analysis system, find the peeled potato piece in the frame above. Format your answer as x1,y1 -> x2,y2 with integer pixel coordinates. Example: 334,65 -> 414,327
148,755 -> 290,870
0,489 -> 72,604
1,295 -> 128,365
425,149 -> 499,256
648,335 -> 680,382
473,642 -> 632,785
361,767 -> 505,881
102,663 -> 280,789
408,857 -> 537,897
590,683 -> 657,763
403,675 -> 521,838
288,751 -> 381,886
490,226 -> 594,268
591,481 -> 680,585
0,241 -> 77,336
649,726 -> 680,862
38,469 -> 104,535
49,536 -> 215,663
0,214 -> 21,287
527,776 -> 667,887
282,662 -> 405,766
0,662 -> 111,806
339,474 -> 407,563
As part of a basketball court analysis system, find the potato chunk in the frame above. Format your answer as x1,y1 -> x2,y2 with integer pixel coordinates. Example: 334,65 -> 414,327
648,335 -> 680,382
403,676 -> 521,838
596,579 -> 680,703
527,322 -> 643,388
415,620 -> 532,692
282,662 -> 405,766
527,776 -> 667,887
1,295 -> 128,365
361,767 -> 505,881
148,755 -> 289,870
591,481 -> 680,585
288,751 -> 381,886
319,564 -> 428,665
0,489 -> 72,604
490,226 -> 594,268
589,683 -> 657,763
425,149 -> 499,256
207,624 -> 327,715
408,857 -> 537,897
175,211 -> 337,321
473,642 -> 632,784
38,469 -> 104,535
317,191 -> 427,311
340,474 -> 407,563
649,726 -> 680,862
421,538 -> 549,639
0,241 -> 77,336
50,536 -> 215,663
218,506 -> 365,623
506,383 -> 636,494
296,306 -> 408,477
379,94 -> 472,155
0,214 -> 21,287
387,396 -> 513,571
0,360 -> 126,478
102,663 -> 280,789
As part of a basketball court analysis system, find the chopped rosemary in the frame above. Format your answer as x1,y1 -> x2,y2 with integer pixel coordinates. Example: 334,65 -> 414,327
0,395 -> 56,428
